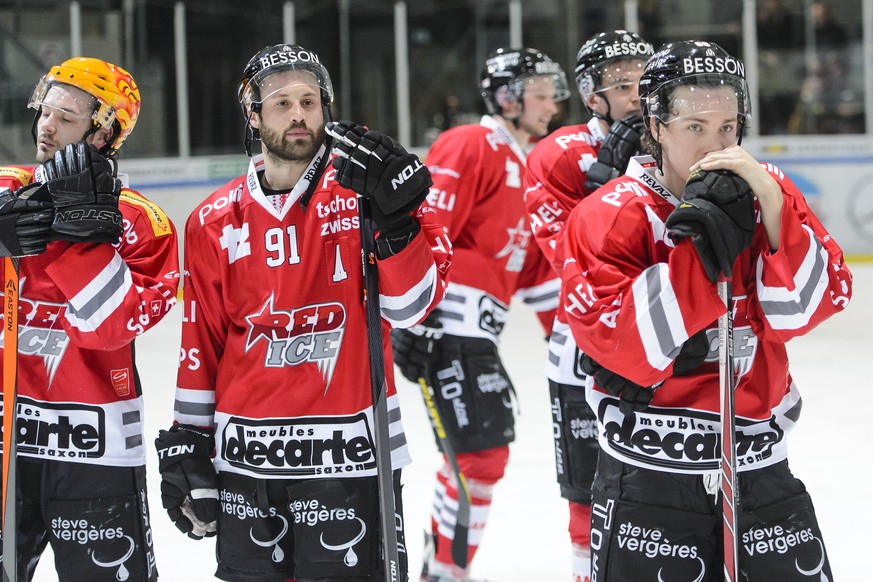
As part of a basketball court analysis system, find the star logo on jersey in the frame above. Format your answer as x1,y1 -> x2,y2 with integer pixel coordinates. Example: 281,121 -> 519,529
0,276 -> 70,386
245,295 -> 293,348
219,222 -> 251,264
494,218 -> 531,272
244,297 -> 347,389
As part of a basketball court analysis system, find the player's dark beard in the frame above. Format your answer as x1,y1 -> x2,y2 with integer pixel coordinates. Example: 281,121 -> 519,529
260,121 -> 324,163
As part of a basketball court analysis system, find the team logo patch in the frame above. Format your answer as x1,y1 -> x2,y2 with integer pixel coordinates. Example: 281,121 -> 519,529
244,296 -> 346,388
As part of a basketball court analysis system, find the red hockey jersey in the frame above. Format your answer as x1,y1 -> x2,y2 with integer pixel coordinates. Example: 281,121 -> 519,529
175,153 -> 451,479
0,164 -> 180,467
524,119 -> 605,386
425,116 -> 558,340
561,156 -> 852,474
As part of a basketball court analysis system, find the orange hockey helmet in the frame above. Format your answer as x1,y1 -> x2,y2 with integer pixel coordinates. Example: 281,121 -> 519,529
29,57 -> 141,156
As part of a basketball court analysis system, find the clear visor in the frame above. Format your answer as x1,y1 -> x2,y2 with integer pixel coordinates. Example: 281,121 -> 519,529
241,65 -> 333,112
512,72 -> 572,103
590,59 -> 647,95
647,74 -> 750,124
28,79 -> 101,122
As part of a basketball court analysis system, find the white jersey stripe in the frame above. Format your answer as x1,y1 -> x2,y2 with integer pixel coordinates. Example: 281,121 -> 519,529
65,253 -> 133,332
633,264 -> 689,371
380,262 -> 438,327
757,226 -> 829,330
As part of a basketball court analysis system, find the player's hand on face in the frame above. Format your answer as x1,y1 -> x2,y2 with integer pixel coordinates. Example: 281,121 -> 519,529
693,145 -> 781,209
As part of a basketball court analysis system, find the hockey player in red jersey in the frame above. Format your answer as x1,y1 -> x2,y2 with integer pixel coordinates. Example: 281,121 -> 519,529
560,40 -> 851,580
154,44 -> 450,582
522,30 -> 653,582
390,48 -> 569,581
0,58 -> 178,581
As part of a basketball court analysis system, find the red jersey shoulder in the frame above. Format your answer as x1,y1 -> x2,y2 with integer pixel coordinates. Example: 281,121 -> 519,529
120,188 -> 175,238
187,175 -> 249,231
0,165 -> 35,191
530,124 -> 598,163
428,123 -> 514,162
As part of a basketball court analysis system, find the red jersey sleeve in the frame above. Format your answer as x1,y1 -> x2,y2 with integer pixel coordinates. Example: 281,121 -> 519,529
746,165 -> 852,340
375,203 -> 452,328
523,125 -> 599,274
42,188 -> 180,351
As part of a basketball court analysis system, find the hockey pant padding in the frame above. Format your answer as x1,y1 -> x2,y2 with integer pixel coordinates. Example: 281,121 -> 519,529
215,470 -> 406,582
590,453 -> 832,581
430,446 -> 509,569
14,459 -> 158,582
423,335 -> 516,453
549,380 -> 598,503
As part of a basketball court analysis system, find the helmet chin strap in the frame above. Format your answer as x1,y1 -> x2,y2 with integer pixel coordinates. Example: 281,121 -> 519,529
592,93 -> 616,127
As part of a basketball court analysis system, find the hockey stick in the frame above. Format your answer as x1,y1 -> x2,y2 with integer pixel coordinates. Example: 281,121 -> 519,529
2,257 -> 20,582
417,377 -> 471,569
358,198 -> 401,582
717,279 -> 739,582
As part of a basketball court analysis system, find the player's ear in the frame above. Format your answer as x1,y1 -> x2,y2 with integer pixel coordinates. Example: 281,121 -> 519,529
247,110 -> 261,130
585,93 -> 602,115
89,126 -> 114,150
495,86 -> 519,116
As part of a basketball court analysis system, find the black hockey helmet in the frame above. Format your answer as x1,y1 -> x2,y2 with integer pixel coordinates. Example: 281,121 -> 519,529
575,30 -> 654,101
238,44 -> 334,116
639,40 -> 750,169
237,44 -> 334,155
639,40 -> 749,126
479,47 -> 570,116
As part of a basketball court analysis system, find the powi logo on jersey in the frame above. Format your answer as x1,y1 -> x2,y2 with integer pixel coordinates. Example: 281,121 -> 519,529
1,396 -> 105,460
221,413 -> 376,476
244,296 -> 346,388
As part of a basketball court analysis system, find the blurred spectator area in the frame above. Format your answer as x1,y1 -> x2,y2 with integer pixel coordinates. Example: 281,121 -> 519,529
0,0 -> 870,162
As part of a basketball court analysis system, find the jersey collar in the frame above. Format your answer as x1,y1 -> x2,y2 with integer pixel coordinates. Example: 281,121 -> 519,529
627,155 -> 679,206
247,144 -> 326,219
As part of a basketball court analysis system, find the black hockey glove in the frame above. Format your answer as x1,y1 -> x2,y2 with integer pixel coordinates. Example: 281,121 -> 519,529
390,311 -> 443,383
155,424 -> 219,540
665,168 -> 756,283
583,114 -> 645,192
672,329 -> 712,376
40,141 -> 123,244
326,120 -> 432,231
0,186 -> 54,257
581,354 -> 660,417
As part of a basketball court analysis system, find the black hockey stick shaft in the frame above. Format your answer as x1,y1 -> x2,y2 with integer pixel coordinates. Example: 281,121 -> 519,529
717,279 -> 739,582
358,199 -> 402,582
2,257 -> 20,582
417,378 -> 471,569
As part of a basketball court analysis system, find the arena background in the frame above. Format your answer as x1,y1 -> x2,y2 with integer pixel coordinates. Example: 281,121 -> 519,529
3,0 -> 871,579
